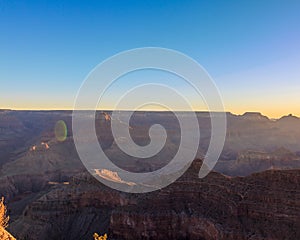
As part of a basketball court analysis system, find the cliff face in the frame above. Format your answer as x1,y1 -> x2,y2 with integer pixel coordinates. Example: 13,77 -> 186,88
109,160 -> 300,240
0,136 -> 85,199
9,160 -> 300,240
215,148 -> 300,176
9,173 -> 136,240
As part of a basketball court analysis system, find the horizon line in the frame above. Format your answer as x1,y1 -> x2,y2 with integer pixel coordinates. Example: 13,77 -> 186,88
1,108 -> 298,120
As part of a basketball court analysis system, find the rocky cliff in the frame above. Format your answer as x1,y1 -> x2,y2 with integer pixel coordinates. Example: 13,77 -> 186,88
9,159 -> 300,240
215,148 -> 300,176
0,227 -> 16,240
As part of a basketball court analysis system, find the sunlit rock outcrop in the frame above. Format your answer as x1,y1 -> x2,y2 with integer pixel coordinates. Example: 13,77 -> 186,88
0,227 -> 16,240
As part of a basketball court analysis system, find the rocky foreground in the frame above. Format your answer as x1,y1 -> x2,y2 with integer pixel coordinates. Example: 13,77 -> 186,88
9,159 -> 300,240
0,227 -> 16,240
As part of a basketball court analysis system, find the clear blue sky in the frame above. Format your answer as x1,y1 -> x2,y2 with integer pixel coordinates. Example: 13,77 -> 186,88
1,0 -> 300,117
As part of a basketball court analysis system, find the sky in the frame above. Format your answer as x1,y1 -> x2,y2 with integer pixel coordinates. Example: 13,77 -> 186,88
1,0 -> 300,118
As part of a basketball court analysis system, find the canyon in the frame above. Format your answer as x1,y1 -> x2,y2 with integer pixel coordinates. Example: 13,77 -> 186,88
8,159 -> 300,240
0,110 -> 300,239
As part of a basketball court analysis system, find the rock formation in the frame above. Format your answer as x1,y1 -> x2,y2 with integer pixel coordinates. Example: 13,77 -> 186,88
8,159 -> 300,240
0,227 -> 16,240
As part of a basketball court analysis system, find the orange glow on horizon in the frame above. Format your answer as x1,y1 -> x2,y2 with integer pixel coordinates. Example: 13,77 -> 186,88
2,105 -> 299,119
